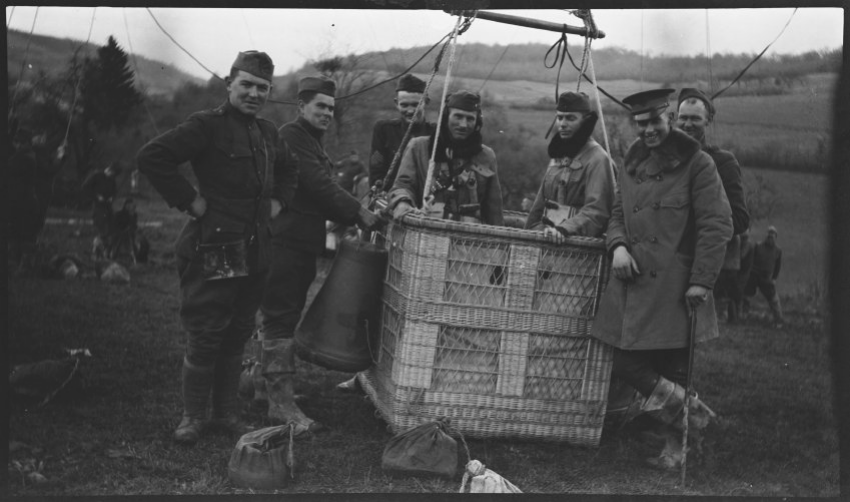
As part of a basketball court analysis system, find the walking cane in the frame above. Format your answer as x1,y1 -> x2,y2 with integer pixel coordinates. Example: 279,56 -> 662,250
681,303 -> 698,486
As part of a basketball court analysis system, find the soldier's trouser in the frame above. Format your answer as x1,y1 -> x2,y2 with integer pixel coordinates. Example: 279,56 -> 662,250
176,254 -> 264,424
178,255 -> 264,366
611,348 -> 689,398
260,243 -> 318,340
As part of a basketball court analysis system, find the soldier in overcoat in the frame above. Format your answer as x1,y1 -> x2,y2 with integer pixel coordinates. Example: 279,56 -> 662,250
591,88 -> 733,468
676,88 -> 750,322
525,91 -> 616,239
137,51 -> 298,444
388,90 -> 504,226
259,76 -> 381,431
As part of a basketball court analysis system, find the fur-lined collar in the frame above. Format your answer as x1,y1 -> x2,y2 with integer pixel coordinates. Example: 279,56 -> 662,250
624,128 -> 702,176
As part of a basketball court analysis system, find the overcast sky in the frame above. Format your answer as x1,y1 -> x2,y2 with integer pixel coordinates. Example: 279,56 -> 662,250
5,7 -> 844,80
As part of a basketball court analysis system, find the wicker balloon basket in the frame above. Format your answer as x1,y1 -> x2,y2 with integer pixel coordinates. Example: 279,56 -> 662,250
359,213 -> 613,446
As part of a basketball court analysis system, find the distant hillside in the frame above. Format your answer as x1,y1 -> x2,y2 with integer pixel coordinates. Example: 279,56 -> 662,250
352,43 -> 842,88
7,29 -> 205,96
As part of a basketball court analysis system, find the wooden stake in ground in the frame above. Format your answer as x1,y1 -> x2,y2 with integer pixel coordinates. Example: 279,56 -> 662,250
681,304 -> 698,486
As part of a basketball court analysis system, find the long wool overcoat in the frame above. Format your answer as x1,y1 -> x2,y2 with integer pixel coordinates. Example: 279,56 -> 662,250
591,129 -> 733,350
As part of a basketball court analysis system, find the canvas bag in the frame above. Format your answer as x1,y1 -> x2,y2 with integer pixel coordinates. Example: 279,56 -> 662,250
381,417 -> 458,478
459,460 -> 523,493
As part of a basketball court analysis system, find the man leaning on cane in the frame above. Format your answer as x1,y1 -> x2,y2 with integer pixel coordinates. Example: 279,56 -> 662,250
138,51 -> 298,445
590,88 -> 732,469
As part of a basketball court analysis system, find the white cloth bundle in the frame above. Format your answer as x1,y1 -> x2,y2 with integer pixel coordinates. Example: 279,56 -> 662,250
459,460 -> 522,493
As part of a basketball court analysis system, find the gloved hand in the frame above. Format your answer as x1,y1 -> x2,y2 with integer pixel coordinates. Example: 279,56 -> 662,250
542,226 -> 565,244
356,206 -> 381,231
685,284 -> 711,309
392,201 -> 415,220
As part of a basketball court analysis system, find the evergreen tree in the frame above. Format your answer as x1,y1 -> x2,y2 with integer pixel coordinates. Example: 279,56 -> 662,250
80,36 -> 142,131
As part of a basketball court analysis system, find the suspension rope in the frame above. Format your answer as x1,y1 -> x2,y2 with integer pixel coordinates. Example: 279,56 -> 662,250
477,42 -> 511,93
61,7 -> 97,149
712,8 -> 797,100
7,5 -> 15,29
379,39 -> 451,192
572,9 -> 596,93
9,6 -> 40,121
240,9 -> 256,48
145,8 -> 222,80
705,9 -> 716,139
145,5 -> 456,106
543,31 -> 568,103
123,9 -> 160,135
423,15 -> 465,211
577,11 -> 612,163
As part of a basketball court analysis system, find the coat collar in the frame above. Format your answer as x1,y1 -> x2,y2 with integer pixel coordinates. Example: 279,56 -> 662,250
624,128 -> 701,176
295,115 -> 325,141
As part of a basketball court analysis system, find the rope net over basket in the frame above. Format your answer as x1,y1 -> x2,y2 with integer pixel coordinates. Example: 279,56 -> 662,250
360,215 -> 613,445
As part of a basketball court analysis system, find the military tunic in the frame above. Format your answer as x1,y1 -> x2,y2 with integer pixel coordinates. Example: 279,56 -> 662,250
137,101 -> 298,365
591,129 -> 732,351
369,118 -> 435,187
261,116 -> 363,339
524,138 -> 616,237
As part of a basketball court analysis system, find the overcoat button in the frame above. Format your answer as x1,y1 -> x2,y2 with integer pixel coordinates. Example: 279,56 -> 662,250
650,270 -> 657,278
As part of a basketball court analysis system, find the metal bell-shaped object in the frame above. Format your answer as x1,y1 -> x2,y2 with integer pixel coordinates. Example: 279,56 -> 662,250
295,239 -> 388,372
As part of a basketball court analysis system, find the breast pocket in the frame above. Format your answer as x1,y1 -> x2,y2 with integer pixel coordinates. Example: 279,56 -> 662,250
213,143 -> 255,186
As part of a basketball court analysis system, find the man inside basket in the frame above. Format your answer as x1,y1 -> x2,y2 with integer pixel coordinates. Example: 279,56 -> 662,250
591,88 -> 733,469
386,90 -> 504,226
524,91 -> 616,240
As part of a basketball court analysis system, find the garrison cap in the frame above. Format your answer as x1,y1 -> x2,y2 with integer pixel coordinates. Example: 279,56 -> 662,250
767,225 -> 778,235
446,90 -> 481,112
298,75 -> 337,98
557,91 -> 591,113
677,87 -> 716,117
396,74 -> 426,93
231,51 -> 274,82
622,88 -> 675,121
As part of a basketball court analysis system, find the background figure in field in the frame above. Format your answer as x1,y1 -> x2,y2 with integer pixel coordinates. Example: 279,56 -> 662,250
677,88 -> 750,323
8,127 -> 41,271
108,198 -> 150,264
743,226 -> 784,325
388,90 -> 504,226
591,88 -> 732,469
369,73 -> 435,190
82,163 -> 119,258
524,91 -> 616,240
137,51 -> 298,445
259,76 -> 381,431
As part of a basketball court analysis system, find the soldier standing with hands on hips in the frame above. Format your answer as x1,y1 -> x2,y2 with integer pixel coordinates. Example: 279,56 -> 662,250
590,88 -> 732,468
259,76 -> 382,432
137,51 -> 298,445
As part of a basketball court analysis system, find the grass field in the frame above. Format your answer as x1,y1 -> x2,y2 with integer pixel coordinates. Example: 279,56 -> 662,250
6,161 -> 838,496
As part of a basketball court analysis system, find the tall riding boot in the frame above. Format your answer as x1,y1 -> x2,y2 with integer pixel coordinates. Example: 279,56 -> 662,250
247,331 -> 267,405
212,355 -> 252,434
174,358 -> 214,445
262,338 -> 322,432
768,296 -> 785,325
640,376 -> 717,469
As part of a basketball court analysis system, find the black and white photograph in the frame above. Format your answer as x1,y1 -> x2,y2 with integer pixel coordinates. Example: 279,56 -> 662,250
6,4 -> 847,496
